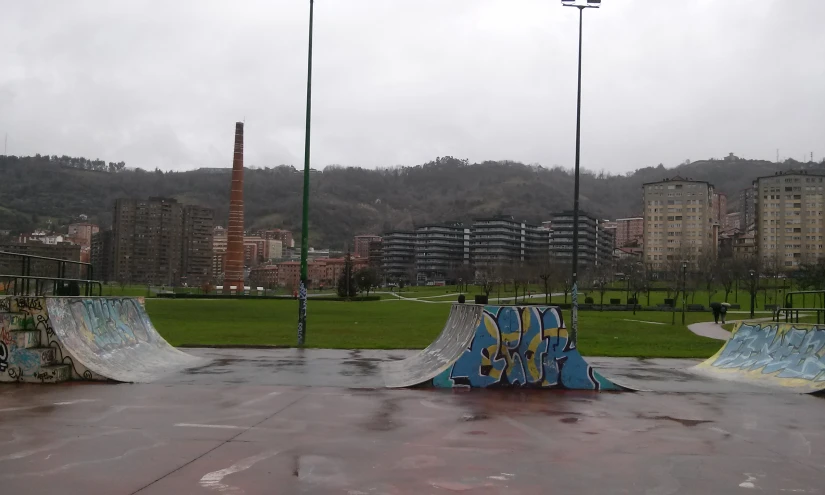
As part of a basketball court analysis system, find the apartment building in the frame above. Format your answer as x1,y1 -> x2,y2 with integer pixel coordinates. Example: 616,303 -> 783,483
739,187 -> 756,231
90,230 -> 114,282
711,193 -> 727,226
548,211 -> 614,266
470,217 -> 546,266
415,223 -> 470,282
615,217 -> 644,248
382,231 -> 416,282
353,235 -> 382,259
754,171 -> 825,269
643,177 -> 715,269
181,205 -> 215,286
367,239 -> 383,268
112,198 -> 214,286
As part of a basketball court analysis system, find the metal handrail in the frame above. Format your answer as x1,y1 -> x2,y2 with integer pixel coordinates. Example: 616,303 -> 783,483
783,290 -> 825,309
773,306 -> 825,324
0,275 -> 103,297
0,249 -> 93,268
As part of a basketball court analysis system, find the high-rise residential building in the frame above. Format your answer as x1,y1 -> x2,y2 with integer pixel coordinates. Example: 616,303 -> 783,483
470,217 -> 546,266
256,229 -> 294,248
739,187 -> 756,231
415,223 -> 470,282
224,122 -> 246,289
367,239 -> 383,268
643,176 -> 715,269
111,198 -> 213,286
90,230 -> 114,282
181,205 -> 214,287
212,226 -> 227,283
712,193 -> 727,226
600,220 -> 617,247
754,171 -> 825,269
67,222 -> 99,263
548,211 -> 614,266
243,236 -> 283,266
614,217 -> 644,248
112,197 -> 184,285
353,235 -> 382,259
381,231 -> 416,282
67,223 -> 99,249
725,212 -> 742,231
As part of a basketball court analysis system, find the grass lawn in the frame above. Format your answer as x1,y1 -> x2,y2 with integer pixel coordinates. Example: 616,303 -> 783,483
146,299 -> 733,358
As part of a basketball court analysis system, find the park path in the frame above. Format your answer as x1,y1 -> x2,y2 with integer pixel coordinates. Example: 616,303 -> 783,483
378,291 -> 563,304
687,317 -> 776,341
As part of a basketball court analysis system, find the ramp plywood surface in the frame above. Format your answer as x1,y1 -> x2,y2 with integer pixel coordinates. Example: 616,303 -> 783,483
46,297 -> 204,383
693,321 -> 825,393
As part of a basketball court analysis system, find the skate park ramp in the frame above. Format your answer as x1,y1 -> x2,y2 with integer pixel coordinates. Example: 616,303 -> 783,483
381,304 -> 624,390
45,297 -> 204,383
693,321 -> 825,393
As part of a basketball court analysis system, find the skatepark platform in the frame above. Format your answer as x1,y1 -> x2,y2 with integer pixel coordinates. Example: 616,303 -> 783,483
693,321 -> 825,393
0,296 -> 203,383
381,304 -> 625,390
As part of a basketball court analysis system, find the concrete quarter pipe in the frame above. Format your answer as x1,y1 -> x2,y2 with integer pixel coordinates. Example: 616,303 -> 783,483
0,296 -> 203,383
693,321 -> 825,393
382,304 -> 623,390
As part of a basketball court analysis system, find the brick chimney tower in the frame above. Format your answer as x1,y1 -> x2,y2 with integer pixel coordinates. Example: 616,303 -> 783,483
223,122 -> 245,290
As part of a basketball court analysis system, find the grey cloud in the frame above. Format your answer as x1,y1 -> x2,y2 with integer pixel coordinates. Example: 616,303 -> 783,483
1,0 -> 823,172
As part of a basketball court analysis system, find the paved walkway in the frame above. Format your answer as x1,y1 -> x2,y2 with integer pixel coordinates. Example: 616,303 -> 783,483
687,317 -> 777,341
687,322 -> 732,340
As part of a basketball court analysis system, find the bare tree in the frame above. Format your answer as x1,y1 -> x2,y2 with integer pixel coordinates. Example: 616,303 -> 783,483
739,255 -> 762,317
697,253 -> 718,306
718,261 -> 735,303
534,256 -> 561,305
591,263 -> 613,310
507,261 -> 529,304
476,266 -> 497,299
561,277 -> 572,305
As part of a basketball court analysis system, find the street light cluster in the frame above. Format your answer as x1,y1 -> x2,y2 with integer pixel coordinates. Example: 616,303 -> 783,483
296,0 -> 606,344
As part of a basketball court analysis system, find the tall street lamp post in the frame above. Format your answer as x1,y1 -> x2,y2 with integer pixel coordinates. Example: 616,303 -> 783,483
561,0 -> 601,346
681,261 -> 687,325
749,269 -> 756,318
297,0 -> 315,346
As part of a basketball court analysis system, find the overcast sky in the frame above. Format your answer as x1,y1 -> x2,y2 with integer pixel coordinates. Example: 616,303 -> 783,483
1,0 -> 823,173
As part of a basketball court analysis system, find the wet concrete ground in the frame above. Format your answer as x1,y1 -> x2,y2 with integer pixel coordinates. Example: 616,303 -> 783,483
1,350 -> 824,494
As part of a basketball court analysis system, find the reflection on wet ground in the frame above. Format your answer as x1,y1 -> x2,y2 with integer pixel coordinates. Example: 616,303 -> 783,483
2,351 -> 824,493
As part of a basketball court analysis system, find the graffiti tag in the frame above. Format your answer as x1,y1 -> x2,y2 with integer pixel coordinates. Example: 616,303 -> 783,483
435,306 -> 617,390
712,324 -> 825,382
16,297 -> 43,312
0,342 -> 8,373
0,298 -> 10,312
34,369 -> 56,382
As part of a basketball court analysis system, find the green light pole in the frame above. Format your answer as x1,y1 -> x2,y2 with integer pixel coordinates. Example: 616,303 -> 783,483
561,0 -> 601,346
297,0 -> 315,346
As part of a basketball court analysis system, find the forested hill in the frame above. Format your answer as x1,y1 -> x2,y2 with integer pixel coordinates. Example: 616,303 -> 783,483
1,154 -> 823,248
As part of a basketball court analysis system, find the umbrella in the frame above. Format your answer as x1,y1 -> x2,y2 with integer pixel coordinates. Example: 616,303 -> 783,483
721,302 -> 731,307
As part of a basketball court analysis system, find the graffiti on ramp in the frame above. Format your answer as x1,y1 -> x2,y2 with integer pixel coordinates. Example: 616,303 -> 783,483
46,297 -> 204,383
382,304 -> 623,391
694,322 -> 825,393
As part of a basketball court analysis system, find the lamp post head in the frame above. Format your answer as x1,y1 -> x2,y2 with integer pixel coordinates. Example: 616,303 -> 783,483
682,261 -> 687,270
749,269 -> 756,277
562,0 -> 601,7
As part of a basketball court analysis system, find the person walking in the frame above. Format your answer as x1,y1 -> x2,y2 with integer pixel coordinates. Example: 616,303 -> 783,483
710,301 -> 722,324
720,302 -> 730,324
